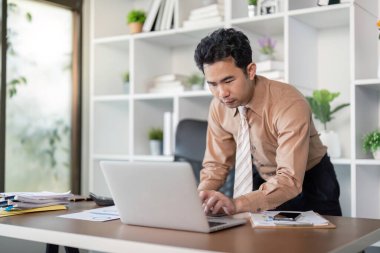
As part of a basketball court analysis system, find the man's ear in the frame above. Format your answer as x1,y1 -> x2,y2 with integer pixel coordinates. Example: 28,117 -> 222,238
246,63 -> 256,80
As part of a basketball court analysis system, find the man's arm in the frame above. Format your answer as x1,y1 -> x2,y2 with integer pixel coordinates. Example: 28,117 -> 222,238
198,99 -> 236,191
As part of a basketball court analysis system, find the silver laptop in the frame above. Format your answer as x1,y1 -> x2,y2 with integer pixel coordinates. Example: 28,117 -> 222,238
100,161 -> 246,233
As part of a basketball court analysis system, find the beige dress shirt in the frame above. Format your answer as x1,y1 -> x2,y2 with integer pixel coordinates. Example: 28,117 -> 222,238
198,75 -> 327,212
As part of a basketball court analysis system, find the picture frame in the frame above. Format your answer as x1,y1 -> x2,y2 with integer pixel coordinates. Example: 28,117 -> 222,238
258,0 -> 278,15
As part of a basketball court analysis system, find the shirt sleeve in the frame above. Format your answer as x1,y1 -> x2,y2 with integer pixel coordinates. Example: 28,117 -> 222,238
198,99 -> 236,191
237,99 -> 311,213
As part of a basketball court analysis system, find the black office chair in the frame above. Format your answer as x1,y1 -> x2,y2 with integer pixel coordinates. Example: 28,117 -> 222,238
173,119 -> 235,197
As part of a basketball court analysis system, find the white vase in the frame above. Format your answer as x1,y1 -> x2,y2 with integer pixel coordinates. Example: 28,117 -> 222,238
259,54 -> 274,61
377,62 -> 380,79
123,82 -> 130,94
319,130 -> 341,158
373,149 -> 380,160
150,140 -> 162,155
248,5 -> 256,18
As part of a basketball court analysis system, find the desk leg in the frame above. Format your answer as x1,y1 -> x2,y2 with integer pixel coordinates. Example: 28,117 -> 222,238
45,244 -> 59,253
64,246 -> 80,253
45,244 -> 79,253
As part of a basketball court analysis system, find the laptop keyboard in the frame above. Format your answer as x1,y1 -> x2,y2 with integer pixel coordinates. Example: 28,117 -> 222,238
208,221 -> 225,227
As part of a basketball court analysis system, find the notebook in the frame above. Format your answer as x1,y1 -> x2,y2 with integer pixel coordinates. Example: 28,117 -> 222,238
100,161 -> 246,233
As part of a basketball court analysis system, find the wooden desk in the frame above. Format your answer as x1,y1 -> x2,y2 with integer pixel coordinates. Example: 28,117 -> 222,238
0,201 -> 379,253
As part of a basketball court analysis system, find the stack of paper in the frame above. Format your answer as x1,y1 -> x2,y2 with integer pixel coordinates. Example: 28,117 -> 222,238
256,60 -> 284,82
183,1 -> 224,29
1,191 -> 73,211
250,211 -> 334,228
149,74 -> 187,93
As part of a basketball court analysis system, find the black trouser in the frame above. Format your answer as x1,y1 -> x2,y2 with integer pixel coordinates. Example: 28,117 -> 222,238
253,154 -> 342,216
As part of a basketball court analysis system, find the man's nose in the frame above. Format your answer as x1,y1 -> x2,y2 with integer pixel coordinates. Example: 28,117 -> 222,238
218,85 -> 229,98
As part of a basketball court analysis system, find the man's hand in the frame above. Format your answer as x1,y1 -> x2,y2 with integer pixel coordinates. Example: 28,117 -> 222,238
199,190 -> 236,215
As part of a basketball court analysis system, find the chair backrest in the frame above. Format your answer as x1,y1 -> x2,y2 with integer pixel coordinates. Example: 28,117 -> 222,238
174,119 -> 235,197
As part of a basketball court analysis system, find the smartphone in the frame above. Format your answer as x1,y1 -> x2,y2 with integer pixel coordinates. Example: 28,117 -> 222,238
273,212 -> 302,221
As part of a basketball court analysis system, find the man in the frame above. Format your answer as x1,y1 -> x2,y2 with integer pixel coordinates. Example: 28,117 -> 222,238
194,28 -> 342,216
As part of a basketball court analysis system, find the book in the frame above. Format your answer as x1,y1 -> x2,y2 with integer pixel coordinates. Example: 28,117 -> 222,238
189,9 -> 223,21
154,80 -> 184,89
154,0 -> 166,31
143,0 -> 162,32
0,205 -> 67,217
190,3 -> 224,16
154,74 -> 187,83
183,16 -> 223,29
149,86 -> 185,93
256,60 -> 284,73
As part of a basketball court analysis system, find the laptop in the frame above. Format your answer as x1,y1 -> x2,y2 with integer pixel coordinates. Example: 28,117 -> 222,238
100,161 -> 246,233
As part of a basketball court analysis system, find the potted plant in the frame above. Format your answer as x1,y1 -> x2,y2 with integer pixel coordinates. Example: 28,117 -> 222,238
148,127 -> 163,155
187,73 -> 204,91
127,9 -> 146,34
306,89 -> 350,158
257,36 -> 276,61
122,71 -> 130,94
363,130 -> 380,160
247,0 -> 257,17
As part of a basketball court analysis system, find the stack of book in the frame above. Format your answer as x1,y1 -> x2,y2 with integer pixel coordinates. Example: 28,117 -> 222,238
0,191 -> 73,211
256,60 -> 284,81
149,74 -> 187,93
143,0 -> 178,32
183,2 -> 224,29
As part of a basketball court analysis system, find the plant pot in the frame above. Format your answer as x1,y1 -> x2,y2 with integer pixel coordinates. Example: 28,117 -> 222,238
123,82 -> 130,94
129,22 -> 143,34
372,149 -> 380,160
259,54 -> 274,61
150,140 -> 162,155
319,130 -> 341,158
248,5 -> 257,17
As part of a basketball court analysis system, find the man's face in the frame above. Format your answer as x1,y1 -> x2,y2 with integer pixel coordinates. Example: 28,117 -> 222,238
204,57 -> 256,108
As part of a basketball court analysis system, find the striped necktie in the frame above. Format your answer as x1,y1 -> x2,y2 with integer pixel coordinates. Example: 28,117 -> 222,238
233,106 -> 253,198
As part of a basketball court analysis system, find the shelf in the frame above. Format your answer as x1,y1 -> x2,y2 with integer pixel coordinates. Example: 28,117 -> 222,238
231,13 -> 284,36
92,154 -> 130,161
331,158 -> 351,165
93,95 -> 130,102
354,79 -> 380,91
134,93 -> 175,100
289,4 -> 350,29
179,90 -> 211,97
355,159 -> 380,166
133,155 -> 174,162
134,26 -> 220,47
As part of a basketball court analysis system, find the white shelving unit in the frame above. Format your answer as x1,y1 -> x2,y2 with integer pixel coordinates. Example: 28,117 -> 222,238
89,0 -> 379,221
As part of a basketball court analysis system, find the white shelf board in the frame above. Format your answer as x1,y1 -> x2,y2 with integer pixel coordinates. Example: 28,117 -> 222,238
133,155 -> 174,162
133,93 -> 175,100
133,26 -> 221,47
289,4 -> 350,29
355,79 -> 380,85
179,90 -> 212,98
355,159 -> 380,166
93,35 -> 130,51
331,158 -> 351,165
93,95 -> 130,102
231,13 -> 284,36
92,154 -> 130,161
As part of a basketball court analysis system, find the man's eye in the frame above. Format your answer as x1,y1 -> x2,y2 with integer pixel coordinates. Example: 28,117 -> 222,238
225,79 -> 234,83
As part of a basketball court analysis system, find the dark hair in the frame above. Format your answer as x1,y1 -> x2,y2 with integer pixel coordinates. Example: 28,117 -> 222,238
194,28 -> 252,74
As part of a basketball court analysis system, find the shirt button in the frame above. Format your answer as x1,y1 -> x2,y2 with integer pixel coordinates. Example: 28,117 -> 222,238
257,208 -> 261,212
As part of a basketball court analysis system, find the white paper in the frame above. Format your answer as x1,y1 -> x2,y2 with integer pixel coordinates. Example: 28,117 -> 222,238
59,206 -> 120,222
250,210 -> 329,227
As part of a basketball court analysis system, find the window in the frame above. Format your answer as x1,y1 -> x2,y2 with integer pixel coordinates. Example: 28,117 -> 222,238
0,0 -> 82,193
